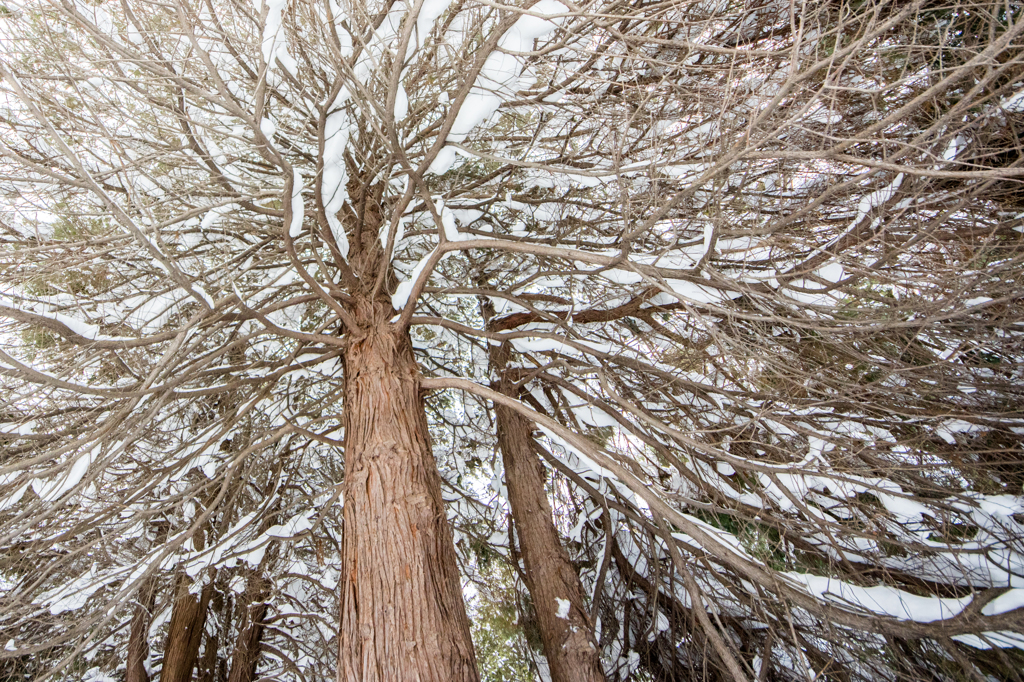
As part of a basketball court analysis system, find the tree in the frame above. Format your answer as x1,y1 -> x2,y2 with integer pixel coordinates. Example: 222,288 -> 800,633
1,0 -> 1023,680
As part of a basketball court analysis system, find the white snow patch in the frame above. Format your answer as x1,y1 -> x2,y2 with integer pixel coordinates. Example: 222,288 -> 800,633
321,106 -> 352,258
260,117 -> 276,139
52,312 -> 100,339
854,173 -> 903,225
428,1 -> 567,174
200,203 -> 236,231
953,631 -> 1024,649
288,171 -> 305,237
39,564 -> 112,615
1001,89 -> 1024,113
981,589 -> 1024,616
659,279 -> 743,305
787,573 -> 971,622
0,483 -> 30,511
265,510 -> 315,539
942,135 -> 968,161
31,446 -> 97,502
509,336 -> 610,357
935,419 -> 985,444
392,251 -> 439,310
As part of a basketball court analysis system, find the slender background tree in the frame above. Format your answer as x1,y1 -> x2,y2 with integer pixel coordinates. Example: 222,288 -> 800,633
1,0 -> 1023,680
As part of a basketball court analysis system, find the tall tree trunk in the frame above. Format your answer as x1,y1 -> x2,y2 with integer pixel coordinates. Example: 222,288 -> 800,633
126,578 -> 157,682
161,577 -> 214,682
227,570 -> 271,682
337,299 -> 478,682
129,523 -> 169,682
492,343 -> 606,682
197,629 -> 219,682
198,584 -> 226,682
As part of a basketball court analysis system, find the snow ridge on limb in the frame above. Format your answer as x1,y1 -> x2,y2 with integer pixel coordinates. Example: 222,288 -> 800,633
428,0 -> 570,175
422,377 -> 1023,640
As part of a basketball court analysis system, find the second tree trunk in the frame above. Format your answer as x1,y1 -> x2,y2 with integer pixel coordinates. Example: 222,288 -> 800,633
161,577 -> 213,682
493,344 -> 606,682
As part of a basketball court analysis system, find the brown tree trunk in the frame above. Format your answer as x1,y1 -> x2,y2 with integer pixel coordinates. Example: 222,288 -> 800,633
197,629 -> 219,682
198,584 -> 226,682
126,578 -> 157,682
129,523 -> 170,682
492,344 -> 606,682
226,570 -> 271,682
161,577 -> 214,682
337,299 -> 478,682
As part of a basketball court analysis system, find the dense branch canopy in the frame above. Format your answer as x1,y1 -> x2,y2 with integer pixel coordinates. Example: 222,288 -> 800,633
1,0 -> 1023,679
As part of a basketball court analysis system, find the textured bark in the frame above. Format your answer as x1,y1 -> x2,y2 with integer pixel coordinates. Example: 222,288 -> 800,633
161,578 -> 214,682
492,344 -> 606,682
126,578 -> 157,682
337,299 -> 478,682
227,571 -> 271,682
